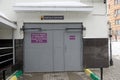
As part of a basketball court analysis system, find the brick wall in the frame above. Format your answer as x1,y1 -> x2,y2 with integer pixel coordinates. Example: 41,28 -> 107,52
108,0 -> 120,41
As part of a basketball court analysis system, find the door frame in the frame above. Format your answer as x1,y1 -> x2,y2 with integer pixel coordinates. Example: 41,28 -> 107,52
23,22 -> 84,72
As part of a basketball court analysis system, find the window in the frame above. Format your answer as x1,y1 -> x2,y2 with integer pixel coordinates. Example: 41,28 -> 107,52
115,0 -> 120,4
117,30 -> 120,36
111,30 -> 117,41
115,19 -> 120,25
115,9 -> 120,16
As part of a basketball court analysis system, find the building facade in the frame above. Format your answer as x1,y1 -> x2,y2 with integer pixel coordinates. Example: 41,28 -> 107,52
0,0 -> 110,78
108,0 -> 120,41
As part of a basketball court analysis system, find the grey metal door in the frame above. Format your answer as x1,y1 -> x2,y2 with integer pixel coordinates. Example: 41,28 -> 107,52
24,23 -> 83,72
24,30 -> 53,72
64,30 -> 83,71
53,30 -> 64,71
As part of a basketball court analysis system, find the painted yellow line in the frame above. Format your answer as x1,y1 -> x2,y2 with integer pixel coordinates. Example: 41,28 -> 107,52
85,69 -> 100,80
9,76 -> 17,80
85,69 -> 92,76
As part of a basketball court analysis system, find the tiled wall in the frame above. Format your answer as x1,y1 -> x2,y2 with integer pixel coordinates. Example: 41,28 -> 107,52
83,38 -> 109,68
12,39 -> 23,71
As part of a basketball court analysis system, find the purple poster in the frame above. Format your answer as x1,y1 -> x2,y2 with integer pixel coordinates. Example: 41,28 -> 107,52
69,35 -> 76,40
31,33 -> 47,43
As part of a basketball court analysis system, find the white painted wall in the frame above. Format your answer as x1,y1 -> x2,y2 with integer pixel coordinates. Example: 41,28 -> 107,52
0,0 -> 108,39
0,28 -> 12,39
0,0 -> 17,21
15,12 -> 108,39
15,0 -> 81,3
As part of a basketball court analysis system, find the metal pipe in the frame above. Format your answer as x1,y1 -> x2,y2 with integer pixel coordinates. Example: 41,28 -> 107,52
12,29 -> 15,65
100,68 -> 103,80
2,70 -> 6,80
104,0 -> 106,4
109,28 -> 113,66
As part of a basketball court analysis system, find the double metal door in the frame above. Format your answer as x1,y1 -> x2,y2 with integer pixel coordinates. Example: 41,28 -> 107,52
24,24 -> 83,72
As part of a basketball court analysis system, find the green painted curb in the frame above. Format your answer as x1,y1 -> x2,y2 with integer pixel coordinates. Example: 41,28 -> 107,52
14,70 -> 23,78
90,73 -> 100,80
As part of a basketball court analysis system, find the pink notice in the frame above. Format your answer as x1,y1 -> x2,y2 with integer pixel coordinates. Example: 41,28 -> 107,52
31,33 -> 47,43
69,35 -> 76,40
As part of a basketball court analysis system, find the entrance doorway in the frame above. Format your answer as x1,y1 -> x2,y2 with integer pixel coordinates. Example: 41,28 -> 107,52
24,23 -> 83,72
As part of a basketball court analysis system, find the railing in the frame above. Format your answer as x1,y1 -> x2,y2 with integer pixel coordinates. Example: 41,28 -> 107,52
0,39 -> 13,80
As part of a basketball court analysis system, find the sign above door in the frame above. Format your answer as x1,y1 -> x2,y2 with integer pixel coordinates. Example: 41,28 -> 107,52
41,16 -> 64,20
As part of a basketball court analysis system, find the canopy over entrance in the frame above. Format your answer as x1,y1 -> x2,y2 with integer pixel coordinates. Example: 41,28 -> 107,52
0,12 -> 17,29
14,1 -> 93,12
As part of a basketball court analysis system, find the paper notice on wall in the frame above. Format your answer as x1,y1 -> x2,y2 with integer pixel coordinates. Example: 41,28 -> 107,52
31,33 -> 47,43
69,35 -> 76,40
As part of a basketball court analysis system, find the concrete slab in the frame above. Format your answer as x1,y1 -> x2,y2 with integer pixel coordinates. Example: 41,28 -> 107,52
18,72 -> 90,80
18,55 -> 120,80
19,73 -> 43,80
43,73 -> 69,80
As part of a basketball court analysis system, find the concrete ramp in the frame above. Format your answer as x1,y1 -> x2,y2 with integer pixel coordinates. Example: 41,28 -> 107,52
43,73 -> 69,80
18,72 -> 90,80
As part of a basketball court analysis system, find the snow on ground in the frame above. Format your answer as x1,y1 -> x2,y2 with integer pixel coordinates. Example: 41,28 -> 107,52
112,42 -> 120,55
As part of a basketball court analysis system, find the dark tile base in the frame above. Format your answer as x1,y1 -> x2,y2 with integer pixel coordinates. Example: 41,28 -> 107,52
83,38 -> 109,68
12,39 -> 23,71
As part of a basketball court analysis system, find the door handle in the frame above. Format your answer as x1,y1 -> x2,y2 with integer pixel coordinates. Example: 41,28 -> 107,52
21,28 -> 42,31
65,28 -> 86,31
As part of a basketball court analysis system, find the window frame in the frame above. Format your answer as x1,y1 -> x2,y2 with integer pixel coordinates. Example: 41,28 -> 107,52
115,9 -> 120,16
115,19 -> 120,25
114,0 -> 120,5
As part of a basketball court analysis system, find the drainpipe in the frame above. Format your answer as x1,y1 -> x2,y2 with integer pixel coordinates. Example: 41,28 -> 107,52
109,27 -> 113,66
12,29 -> 15,65
104,0 -> 106,4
